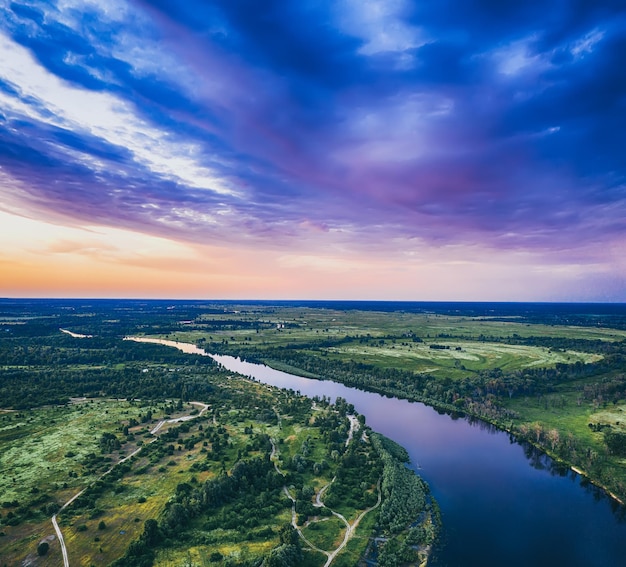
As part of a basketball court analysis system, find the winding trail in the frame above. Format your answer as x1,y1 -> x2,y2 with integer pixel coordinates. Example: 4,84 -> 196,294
324,478 -> 382,567
283,486 -> 329,557
269,420 -> 381,567
50,400 -> 209,567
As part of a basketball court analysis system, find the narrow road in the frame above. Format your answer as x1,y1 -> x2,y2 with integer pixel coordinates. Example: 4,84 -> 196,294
271,434 -> 380,567
324,478 -> 382,567
51,400 -> 209,566
345,414 -> 360,447
51,514 -> 69,567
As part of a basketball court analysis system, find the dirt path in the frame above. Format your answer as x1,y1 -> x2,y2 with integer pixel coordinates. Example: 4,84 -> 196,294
324,478 -> 382,567
51,514 -> 69,567
59,328 -> 93,338
271,440 -> 330,557
315,480 -> 333,507
271,433 -> 380,567
283,485 -> 330,557
151,401 -> 210,434
269,439 -> 284,476
51,400 -> 209,567
345,414 -> 360,447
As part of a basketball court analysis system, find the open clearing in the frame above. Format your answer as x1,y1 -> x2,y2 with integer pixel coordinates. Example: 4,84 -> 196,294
327,341 -> 602,377
0,399 -> 215,565
0,400 -> 147,504
169,307 -> 613,381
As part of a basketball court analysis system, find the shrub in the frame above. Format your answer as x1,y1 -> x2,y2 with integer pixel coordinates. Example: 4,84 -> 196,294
605,431 -> 626,456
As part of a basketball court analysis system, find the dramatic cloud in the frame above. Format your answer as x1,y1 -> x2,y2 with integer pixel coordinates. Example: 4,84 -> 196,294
0,0 -> 625,299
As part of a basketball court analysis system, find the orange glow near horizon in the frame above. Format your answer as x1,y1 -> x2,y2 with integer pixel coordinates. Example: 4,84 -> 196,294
0,209 -> 618,301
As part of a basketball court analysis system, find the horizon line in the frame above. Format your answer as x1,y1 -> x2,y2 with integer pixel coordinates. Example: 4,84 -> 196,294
2,297 -> 626,305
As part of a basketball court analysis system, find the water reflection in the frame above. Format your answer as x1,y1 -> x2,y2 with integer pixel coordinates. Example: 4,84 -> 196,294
126,338 -> 626,567
465,415 -> 500,434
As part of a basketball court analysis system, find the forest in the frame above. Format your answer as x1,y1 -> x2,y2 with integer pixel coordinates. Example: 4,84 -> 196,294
0,299 -> 436,566
140,299 -> 626,505
3,298 -> 626,563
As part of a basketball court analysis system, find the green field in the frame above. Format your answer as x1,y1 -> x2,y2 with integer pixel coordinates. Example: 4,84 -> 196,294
325,340 -> 601,377
3,299 -> 626,565
168,308 -> 616,381
0,326 -> 432,567
164,304 -> 626,504
0,399 -> 160,504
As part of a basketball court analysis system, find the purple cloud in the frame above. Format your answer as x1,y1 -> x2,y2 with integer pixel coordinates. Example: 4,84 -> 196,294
0,0 -> 625,263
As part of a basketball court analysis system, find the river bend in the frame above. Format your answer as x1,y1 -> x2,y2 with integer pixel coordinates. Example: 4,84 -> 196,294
127,337 -> 626,567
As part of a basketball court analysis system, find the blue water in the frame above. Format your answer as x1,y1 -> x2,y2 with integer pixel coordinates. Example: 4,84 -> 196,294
130,339 -> 626,567
209,353 -> 626,567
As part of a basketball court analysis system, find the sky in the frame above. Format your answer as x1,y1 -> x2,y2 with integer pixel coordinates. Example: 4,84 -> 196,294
1,0 -> 625,301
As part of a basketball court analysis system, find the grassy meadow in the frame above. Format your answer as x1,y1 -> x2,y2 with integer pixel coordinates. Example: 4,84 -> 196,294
163,304 -> 626,503
3,299 -> 626,565
167,308 -> 615,381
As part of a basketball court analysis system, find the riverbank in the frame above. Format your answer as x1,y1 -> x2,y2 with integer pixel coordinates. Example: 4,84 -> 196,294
131,336 -> 626,511
165,342 -> 626,566
125,336 -> 438,566
232,349 -> 626,509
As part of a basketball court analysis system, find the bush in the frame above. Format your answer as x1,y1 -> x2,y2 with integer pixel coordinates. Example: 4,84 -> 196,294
605,431 -> 626,456
37,541 -> 49,556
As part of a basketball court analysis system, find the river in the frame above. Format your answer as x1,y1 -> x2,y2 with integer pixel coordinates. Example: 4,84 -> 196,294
127,338 -> 626,566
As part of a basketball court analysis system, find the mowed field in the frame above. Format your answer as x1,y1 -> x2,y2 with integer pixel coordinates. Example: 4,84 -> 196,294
325,340 -> 601,378
169,308 -> 615,379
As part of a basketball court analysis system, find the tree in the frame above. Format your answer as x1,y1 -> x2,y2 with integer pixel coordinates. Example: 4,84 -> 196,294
262,524 -> 302,567
264,544 -> 301,567
279,524 -> 299,546
142,519 -> 160,547
531,422 -> 543,443
605,431 -> 626,456
547,429 -> 560,451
